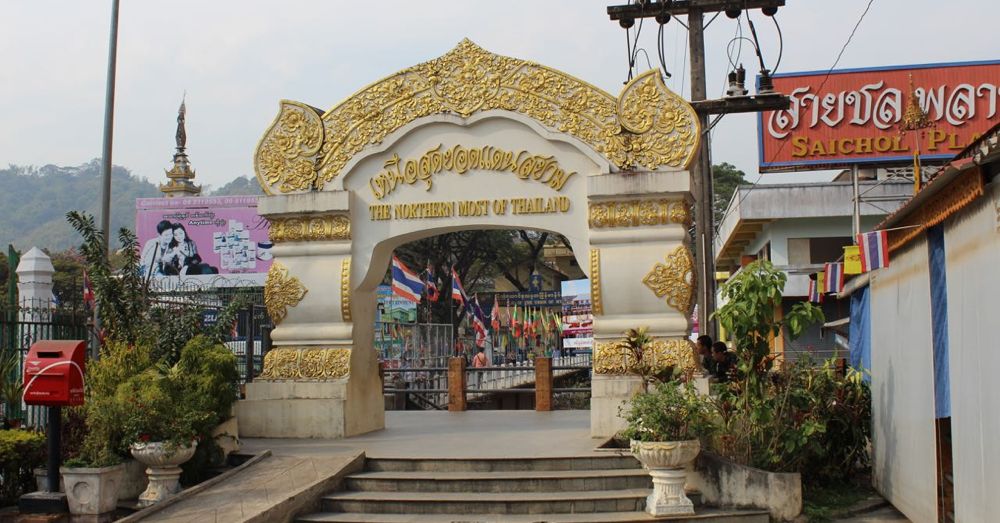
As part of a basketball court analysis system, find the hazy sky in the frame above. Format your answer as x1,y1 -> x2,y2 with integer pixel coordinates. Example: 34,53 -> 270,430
1,1 -> 993,190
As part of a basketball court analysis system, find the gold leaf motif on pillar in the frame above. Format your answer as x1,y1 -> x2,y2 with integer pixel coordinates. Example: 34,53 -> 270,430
588,199 -> 691,228
268,214 -> 350,243
340,258 -> 352,322
259,347 -> 351,380
590,249 -> 603,316
252,40 -> 700,194
642,245 -> 696,315
264,262 -> 308,325
593,338 -> 697,376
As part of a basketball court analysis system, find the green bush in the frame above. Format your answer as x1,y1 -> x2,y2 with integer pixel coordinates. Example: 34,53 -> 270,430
620,382 -> 717,442
711,357 -> 871,483
0,429 -> 45,505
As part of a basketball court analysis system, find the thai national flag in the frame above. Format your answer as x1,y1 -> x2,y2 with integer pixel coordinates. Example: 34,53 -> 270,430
823,262 -> 844,294
391,256 -> 424,303
424,263 -> 440,302
450,268 -> 467,305
857,230 -> 890,272
808,277 -> 823,304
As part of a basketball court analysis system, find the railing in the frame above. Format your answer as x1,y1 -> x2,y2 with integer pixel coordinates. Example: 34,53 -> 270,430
382,353 -> 592,411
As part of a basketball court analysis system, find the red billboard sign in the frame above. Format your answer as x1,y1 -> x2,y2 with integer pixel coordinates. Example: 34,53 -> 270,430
759,60 -> 1000,172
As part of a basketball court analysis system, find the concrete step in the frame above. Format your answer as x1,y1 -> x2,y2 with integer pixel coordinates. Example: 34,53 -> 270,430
298,507 -> 771,522
345,468 -> 653,493
364,455 -> 641,473
321,489 -> 650,515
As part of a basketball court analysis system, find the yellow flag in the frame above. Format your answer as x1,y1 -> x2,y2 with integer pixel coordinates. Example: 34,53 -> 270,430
844,245 -> 862,275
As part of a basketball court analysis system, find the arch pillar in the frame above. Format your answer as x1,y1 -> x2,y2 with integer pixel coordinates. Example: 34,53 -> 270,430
235,191 -> 385,438
587,171 -> 699,438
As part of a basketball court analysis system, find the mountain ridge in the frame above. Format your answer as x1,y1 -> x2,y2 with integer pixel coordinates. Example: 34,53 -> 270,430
0,159 -> 262,252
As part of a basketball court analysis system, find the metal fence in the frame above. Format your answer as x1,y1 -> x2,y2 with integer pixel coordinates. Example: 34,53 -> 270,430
0,299 -> 90,429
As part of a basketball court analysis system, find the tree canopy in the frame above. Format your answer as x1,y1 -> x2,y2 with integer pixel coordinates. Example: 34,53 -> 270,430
712,162 -> 750,227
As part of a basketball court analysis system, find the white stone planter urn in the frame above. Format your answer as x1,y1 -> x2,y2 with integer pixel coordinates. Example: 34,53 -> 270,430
60,463 -> 125,516
631,439 -> 701,516
130,440 -> 198,507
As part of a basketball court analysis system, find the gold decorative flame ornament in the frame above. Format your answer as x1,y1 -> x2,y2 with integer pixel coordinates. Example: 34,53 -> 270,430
264,262 -> 308,325
259,347 -> 350,380
642,245 -> 696,315
254,39 -> 700,194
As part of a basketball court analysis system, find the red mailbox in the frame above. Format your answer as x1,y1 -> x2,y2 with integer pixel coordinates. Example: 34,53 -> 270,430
22,340 -> 86,407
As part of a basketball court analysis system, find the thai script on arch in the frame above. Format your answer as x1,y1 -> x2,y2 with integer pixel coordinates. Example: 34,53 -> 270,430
369,144 -> 577,200
767,81 -> 1000,139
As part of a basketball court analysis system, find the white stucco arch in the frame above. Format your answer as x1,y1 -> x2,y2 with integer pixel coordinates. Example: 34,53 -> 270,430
239,40 -> 701,440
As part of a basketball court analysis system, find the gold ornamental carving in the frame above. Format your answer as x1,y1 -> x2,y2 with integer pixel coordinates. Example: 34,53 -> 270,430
268,214 -> 350,243
590,249 -> 603,316
593,338 -> 698,376
589,199 -> 691,228
254,100 -> 324,193
254,39 -> 700,194
340,258 -> 352,322
259,347 -> 351,380
642,245 -> 696,316
264,262 -> 308,325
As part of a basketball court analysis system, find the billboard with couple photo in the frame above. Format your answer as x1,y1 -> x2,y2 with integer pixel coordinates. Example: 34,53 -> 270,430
135,196 -> 272,288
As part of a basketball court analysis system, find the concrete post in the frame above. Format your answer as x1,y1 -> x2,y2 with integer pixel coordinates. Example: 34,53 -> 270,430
535,357 -> 553,412
16,247 -> 55,320
448,357 -> 466,412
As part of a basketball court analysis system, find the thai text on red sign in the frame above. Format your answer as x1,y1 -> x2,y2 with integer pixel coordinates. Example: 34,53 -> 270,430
758,61 -> 1000,172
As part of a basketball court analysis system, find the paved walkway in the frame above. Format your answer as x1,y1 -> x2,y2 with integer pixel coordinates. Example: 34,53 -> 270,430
242,410 -> 605,459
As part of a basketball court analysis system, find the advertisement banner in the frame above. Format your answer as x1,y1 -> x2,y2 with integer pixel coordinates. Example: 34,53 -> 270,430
135,196 -> 271,288
759,60 -> 1000,172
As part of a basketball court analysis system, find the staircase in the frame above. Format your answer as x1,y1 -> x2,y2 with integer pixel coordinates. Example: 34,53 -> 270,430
296,454 -> 769,522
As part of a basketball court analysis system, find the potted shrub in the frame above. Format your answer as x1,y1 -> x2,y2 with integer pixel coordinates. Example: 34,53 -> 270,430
60,338 -> 153,516
117,335 -> 237,506
620,382 -> 717,516
118,366 -> 209,507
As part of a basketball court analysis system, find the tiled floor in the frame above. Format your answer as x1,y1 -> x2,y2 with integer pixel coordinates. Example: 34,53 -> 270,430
241,410 -> 605,459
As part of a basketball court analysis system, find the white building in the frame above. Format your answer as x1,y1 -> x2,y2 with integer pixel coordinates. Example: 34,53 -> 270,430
714,177 -> 911,358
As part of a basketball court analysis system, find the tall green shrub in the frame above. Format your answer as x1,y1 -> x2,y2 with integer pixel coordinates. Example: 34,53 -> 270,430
0,429 -> 45,504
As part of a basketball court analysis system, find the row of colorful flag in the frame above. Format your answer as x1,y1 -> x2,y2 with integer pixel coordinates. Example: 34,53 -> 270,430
390,255 -> 564,345
807,230 -> 890,303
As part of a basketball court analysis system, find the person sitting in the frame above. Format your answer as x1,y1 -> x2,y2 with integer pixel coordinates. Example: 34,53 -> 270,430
711,341 -> 738,383
696,335 -> 715,375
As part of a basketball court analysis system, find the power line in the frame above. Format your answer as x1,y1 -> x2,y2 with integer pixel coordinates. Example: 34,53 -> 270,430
715,0 -> 878,233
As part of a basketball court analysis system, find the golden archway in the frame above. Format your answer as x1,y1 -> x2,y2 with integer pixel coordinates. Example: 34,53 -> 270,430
254,39 -> 700,195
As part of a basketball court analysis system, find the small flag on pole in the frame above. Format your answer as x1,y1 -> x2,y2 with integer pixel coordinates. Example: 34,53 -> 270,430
424,262 -> 439,302
808,272 -> 824,303
843,245 -> 862,275
82,269 -> 96,310
857,230 -> 890,272
824,262 -> 844,294
391,256 -> 424,303
450,268 -> 467,305
490,299 -> 500,331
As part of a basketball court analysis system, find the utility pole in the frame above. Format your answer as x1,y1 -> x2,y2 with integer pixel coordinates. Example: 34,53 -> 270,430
607,0 -> 789,339
687,7 -> 716,339
95,0 -> 120,360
